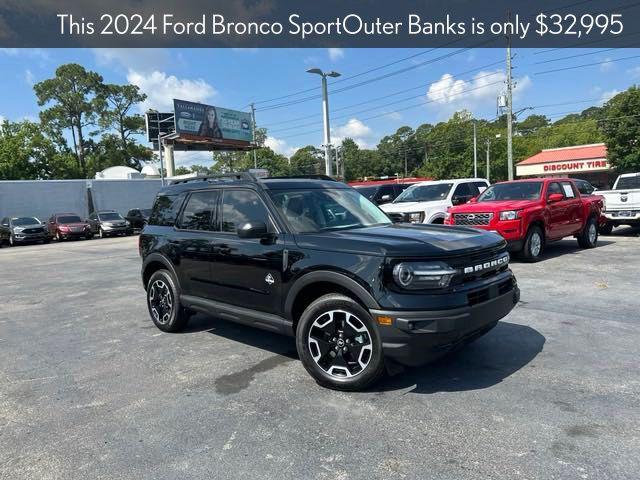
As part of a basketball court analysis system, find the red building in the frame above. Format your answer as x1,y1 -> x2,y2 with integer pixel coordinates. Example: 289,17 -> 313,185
516,143 -> 613,188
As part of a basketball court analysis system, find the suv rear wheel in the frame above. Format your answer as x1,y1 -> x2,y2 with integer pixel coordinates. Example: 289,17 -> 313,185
146,269 -> 190,332
296,294 -> 385,391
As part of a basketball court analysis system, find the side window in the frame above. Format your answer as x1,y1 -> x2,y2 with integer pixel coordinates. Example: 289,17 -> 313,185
466,182 -> 481,197
547,182 -> 564,198
1,217 -> 8,226
179,190 -> 220,231
473,181 -> 489,193
561,182 -> 576,199
453,183 -> 472,197
222,189 -> 272,234
126,210 -> 134,217
378,185 -> 395,200
148,194 -> 183,227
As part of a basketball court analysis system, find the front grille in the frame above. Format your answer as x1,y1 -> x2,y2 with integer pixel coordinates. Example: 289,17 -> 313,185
467,279 -> 513,307
23,227 -> 44,234
454,212 -> 493,226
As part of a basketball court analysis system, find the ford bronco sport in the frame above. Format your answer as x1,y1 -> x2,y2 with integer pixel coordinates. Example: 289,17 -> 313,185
140,174 -> 520,390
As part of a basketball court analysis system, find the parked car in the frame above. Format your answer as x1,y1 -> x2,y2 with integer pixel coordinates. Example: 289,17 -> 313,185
87,210 -> 133,238
140,173 -> 519,390
125,208 -> 152,229
380,178 -> 489,224
350,178 -> 431,205
445,178 -> 603,261
0,216 -> 49,246
593,172 -> 640,234
47,213 -> 92,241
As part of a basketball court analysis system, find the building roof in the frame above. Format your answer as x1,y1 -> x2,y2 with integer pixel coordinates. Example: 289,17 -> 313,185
517,143 -> 607,166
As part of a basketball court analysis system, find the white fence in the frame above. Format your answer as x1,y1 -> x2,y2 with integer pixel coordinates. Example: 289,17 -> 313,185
0,179 -> 163,221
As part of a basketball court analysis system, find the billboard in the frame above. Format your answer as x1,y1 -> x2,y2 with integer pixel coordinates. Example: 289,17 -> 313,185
173,99 -> 253,144
145,112 -> 175,142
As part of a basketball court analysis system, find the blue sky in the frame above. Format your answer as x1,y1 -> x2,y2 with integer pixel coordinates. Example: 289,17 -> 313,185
1,47 -> 638,167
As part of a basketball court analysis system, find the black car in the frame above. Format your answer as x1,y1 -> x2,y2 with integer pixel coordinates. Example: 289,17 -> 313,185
140,173 -> 519,390
125,208 -> 152,229
0,216 -> 49,246
87,210 -> 133,238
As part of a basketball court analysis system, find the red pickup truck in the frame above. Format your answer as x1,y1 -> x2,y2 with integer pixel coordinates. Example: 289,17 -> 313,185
444,178 -> 604,261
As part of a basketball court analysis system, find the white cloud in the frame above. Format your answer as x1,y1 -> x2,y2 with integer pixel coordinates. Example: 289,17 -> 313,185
25,69 -> 34,85
173,151 -> 214,168
425,70 -> 531,118
600,58 -> 614,72
93,48 -> 168,73
265,136 -> 299,157
127,70 -> 217,112
328,48 -> 345,61
385,112 -> 403,121
601,89 -> 620,104
332,118 -> 373,149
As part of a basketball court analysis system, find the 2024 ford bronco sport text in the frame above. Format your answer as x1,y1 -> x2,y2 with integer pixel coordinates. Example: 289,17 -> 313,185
140,174 -> 520,390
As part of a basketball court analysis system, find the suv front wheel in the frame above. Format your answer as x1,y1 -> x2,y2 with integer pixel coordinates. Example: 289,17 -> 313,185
296,294 -> 385,391
146,269 -> 191,332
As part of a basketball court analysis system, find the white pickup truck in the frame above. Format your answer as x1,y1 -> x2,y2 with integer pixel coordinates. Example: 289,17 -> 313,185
379,178 -> 489,224
597,172 -> 640,234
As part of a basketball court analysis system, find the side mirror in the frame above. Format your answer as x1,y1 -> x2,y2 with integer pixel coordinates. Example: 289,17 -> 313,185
451,195 -> 466,206
547,193 -> 564,203
237,221 -> 269,239
380,194 -> 392,203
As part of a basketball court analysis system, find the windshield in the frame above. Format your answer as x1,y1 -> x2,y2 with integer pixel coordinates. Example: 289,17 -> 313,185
57,215 -> 82,224
12,217 -> 40,226
99,212 -> 123,221
393,183 -> 452,203
478,182 -> 543,201
616,176 -> 640,190
353,186 -> 378,199
268,188 -> 391,233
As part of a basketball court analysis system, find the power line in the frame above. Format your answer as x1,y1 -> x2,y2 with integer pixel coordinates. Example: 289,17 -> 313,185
535,53 -> 640,75
533,47 -> 620,65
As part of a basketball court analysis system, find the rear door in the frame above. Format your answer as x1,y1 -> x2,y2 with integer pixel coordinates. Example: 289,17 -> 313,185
173,190 -> 221,299
545,182 -> 570,239
560,181 -> 583,235
209,188 -> 285,314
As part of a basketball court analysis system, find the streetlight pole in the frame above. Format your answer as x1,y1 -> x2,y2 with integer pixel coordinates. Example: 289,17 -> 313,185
473,121 -> 478,178
506,15 -> 514,181
307,68 -> 341,177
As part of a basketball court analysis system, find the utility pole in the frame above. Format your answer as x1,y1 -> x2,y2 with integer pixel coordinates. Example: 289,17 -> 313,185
250,103 -> 258,169
307,68 -> 341,177
506,13 -> 514,181
473,121 -> 478,178
158,133 -> 165,186
485,139 -> 491,183
404,148 -> 408,178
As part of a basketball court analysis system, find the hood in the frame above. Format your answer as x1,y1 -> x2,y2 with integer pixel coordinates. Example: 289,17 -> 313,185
13,223 -> 44,230
450,199 -> 538,213
294,223 -> 505,257
380,200 -> 449,214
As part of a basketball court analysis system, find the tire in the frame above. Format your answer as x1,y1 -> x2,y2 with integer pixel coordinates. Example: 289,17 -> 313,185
577,216 -> 598,249
43,238 -> 50,244
146,269 -> 190,333
599,221 -> 614,235
296,293 -> 385,391
9,234 -> 15,247
55,231 -> 63,242
99,228 -> 105,239
521,225 -> 544,262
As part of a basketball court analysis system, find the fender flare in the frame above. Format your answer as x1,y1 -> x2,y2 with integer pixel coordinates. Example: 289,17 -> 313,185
284,270 -> 379,319
141,253 -> 180,290
427,212 -> 446,223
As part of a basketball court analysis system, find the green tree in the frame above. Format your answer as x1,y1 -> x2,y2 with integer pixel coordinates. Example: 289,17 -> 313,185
97,84 -> 148,169
600,86 -> 640,172
289,146 -> 324,175
33,63 -> 104,177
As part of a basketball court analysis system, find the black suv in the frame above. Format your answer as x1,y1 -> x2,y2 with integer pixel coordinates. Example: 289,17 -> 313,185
140,174 -> 519,390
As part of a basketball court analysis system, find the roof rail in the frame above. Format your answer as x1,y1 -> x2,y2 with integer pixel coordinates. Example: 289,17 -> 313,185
266,175 -> 339,182
170,172 -> 256,185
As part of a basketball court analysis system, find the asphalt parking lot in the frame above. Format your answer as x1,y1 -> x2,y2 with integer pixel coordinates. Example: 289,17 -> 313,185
1,229 -> 639,480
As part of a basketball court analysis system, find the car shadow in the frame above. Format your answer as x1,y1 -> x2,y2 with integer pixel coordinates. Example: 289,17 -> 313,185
606,225 -> 640,237
510,239 -> 616,263
374,321 -> 545,394
182,314 -> 543,394
181,313 -> 299,360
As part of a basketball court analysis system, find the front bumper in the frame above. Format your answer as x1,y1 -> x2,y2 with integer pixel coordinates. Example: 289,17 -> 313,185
604,211 -> 640,223
372,283 -> 520,366
13,233 -> 48,242
102,226 -> 133,235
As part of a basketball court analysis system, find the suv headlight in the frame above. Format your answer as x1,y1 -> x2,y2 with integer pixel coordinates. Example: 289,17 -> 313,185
13,227 -> 24,233
392,261 -> 457,290
406,212 -> 425,223
499,210 -> 520,221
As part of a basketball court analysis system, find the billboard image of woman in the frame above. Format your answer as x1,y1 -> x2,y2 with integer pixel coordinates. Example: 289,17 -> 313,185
198,106 -> 223,139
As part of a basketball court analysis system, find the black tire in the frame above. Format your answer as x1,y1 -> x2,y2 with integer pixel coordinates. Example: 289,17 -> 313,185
599,221 -> 614,235
99,228 -> 105,239
146,269 -> 190,333
8,234 -> 15,247
42,238 -> 50,244
577,216 -> 598,249
55,231 -> 63,242
521,225 -> 544,262
296,293 -> 385,391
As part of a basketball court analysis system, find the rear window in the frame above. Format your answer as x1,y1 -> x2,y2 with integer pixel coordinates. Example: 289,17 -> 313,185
57,215 -> 82,223
148,194 -> 183,227
616,176 -> 640,190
